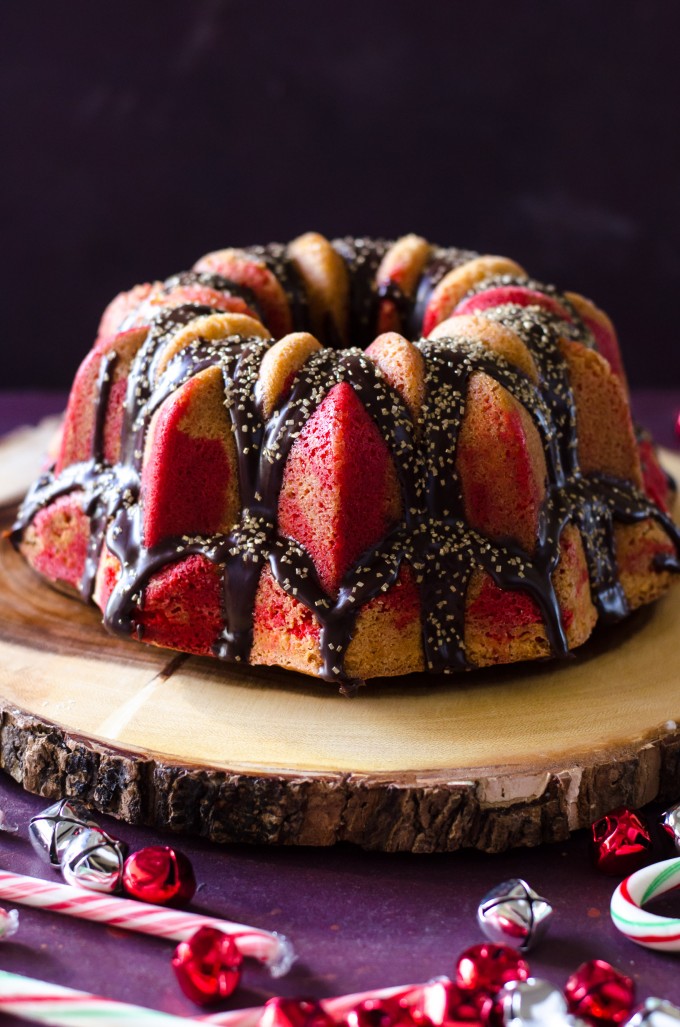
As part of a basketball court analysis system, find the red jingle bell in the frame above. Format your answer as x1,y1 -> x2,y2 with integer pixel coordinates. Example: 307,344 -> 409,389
564,959 -> 636,1025
345,997 -> 416,1027
479,991 -> 507,1027
172,926 -> 242,1006
454,943 -> 530,996
259,997 -> 335,1027
122,845 -> 196,905
408,979 -> 489,1026
591,808 -> 653,876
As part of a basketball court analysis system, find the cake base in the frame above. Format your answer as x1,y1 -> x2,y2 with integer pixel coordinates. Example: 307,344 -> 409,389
2,426 -> 680,853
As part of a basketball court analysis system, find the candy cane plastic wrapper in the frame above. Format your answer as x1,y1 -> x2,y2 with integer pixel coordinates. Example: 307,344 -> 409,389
0,869 -> 294,975
0,906 -> 19,939
610,856 -> 680,952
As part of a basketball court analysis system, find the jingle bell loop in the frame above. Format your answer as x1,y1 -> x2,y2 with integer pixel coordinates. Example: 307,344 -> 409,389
60,827 -> 127,893
477,878 -> 553,951
28,798 -> 99,866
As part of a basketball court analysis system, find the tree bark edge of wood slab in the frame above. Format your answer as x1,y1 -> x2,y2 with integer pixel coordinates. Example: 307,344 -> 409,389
2,699 -> 679,853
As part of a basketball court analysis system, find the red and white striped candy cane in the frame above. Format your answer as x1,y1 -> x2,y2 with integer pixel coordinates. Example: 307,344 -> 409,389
0,869 -> 293,975
201,983 -> 422,1026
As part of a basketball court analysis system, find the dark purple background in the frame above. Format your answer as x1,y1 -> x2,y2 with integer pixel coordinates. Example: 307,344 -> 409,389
2,2 -> 680,389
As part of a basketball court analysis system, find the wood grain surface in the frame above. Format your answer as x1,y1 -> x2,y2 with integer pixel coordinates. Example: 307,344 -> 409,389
1,427 -> 680,853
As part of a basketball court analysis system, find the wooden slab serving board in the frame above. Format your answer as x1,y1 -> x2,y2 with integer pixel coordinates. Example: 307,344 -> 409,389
2,424 -> 680,853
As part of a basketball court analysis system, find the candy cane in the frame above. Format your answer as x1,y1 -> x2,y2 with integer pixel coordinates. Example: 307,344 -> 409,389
0,969 -> 425,1027
0,870 -> 293,975
201,983 -> 421,1026
610,856 -> 680,952
0,969 -> 195,1026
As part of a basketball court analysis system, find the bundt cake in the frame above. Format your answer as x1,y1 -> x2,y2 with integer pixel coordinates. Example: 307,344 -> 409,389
11,233 -> 680,689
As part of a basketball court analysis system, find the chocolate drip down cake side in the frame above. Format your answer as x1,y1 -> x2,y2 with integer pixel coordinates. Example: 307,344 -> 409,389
11,233 -> 680,691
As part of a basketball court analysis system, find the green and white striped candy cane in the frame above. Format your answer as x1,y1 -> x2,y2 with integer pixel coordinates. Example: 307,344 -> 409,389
610,857 -> 680,952
0,969 -> 193,1026
0,968 -> 428,1027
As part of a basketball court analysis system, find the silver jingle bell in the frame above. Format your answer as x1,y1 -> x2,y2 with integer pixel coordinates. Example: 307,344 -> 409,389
28,798 -> 100,866
60,827 -> 127,893
477,878 -> 553,951
625,998 -> 680,1026
660,802 -> 680,852
496,978 -> 571,1026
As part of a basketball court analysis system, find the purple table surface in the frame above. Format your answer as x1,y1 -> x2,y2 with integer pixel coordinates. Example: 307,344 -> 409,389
1,390 -> 680,1022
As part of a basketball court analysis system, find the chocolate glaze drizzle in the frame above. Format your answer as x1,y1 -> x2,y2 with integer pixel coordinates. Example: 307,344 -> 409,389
246,242 -> 310,334
333,237 -> 388,347
410,245 -> 478,337
12,238 -> 680,688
